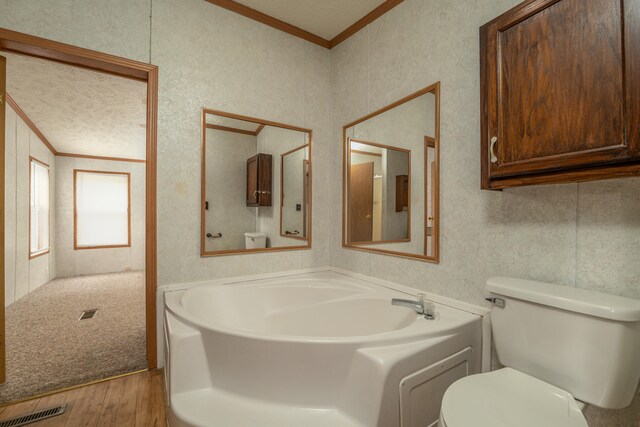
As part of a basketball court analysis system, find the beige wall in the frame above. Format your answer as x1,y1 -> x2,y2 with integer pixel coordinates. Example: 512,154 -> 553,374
331,0 -> 640,304
152,0 -> 331,280
4,104 -> 56,306
54,157 -> 145,277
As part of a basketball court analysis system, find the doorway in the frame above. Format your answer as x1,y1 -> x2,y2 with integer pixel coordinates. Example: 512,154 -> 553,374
0,28 -> 157,404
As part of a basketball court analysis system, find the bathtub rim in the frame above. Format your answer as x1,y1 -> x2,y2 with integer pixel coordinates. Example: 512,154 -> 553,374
157,266 -> 492,370
164,270 -> 483,345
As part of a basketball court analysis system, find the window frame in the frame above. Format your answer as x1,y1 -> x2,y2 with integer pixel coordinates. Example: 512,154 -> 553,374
73,169 -> 132,250
29,156 -> 51,259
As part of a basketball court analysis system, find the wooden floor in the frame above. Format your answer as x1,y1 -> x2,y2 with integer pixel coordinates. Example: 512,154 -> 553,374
0,370 -> 166,426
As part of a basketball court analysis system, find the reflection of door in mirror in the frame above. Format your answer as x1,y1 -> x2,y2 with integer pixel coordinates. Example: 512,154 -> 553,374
342,82 -> 440,262
349,162 -> 374,242
202,109 -> 312,256
348,139 -> 410,245
425,136 -> 436,254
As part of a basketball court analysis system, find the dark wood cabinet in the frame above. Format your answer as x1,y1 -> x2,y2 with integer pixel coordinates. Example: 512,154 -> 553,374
246,153 -> 272,206
480,0 -> 640,189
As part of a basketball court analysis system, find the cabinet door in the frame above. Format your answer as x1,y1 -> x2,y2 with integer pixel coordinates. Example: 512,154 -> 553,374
257,154 -> 272,206
481,0 -> 640,181
246,155 -> 259,206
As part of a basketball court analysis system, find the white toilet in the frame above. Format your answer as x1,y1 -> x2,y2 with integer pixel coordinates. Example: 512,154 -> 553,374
244,232 -> 268,249
439,276 -> 640,427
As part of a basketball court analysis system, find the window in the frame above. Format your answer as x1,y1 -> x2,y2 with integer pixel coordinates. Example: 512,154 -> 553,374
74,170 -> 131,249
30,158 -> 50,258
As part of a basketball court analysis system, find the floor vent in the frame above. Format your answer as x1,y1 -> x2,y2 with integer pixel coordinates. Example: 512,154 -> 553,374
79,309 -> 98,320
0,404 -> 67,427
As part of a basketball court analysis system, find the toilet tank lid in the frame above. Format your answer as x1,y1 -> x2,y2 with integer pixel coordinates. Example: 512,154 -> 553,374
486,277 -> 640,322
244,232 -> 268,238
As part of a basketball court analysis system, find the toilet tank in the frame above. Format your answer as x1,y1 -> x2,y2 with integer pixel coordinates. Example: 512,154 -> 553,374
486,277 -> 640,409
244,232 -> 267,249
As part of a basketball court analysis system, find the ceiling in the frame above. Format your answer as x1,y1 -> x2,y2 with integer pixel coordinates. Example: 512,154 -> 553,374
4,51 -> 147,160
207,0 -> 402,48
237,0 -> 387,40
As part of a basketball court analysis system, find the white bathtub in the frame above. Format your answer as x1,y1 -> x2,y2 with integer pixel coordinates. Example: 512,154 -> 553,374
164,270 -> 483,427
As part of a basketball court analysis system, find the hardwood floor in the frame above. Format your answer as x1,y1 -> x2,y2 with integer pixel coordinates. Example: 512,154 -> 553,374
0,370 -> 166,426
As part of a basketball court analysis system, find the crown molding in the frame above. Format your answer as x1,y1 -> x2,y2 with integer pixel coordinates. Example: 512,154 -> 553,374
5,92 -> 58,155
205,0 -> 405,49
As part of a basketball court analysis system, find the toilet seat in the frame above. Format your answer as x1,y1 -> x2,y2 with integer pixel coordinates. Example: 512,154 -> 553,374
440,368 -> 588,427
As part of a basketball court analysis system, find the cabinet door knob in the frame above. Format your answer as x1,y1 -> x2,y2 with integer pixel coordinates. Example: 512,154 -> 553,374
490,136 -> 498,164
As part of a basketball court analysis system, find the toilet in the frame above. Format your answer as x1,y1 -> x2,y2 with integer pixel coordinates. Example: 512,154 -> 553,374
244,232 -> 268,249
439,276 -> 640,427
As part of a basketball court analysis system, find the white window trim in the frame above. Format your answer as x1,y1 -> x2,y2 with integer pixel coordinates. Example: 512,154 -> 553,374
29,156 -> 50,259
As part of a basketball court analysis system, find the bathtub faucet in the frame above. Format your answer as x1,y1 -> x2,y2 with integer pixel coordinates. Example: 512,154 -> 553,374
391,294 -> 435,320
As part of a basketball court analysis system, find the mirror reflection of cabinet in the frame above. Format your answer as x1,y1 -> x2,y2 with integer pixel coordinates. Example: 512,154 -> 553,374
202,108 -> 311,256
246,153 -> 272,207
343,82 -> 440,262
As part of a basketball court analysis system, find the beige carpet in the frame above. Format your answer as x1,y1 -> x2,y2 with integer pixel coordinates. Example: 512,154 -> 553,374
0,271 -> 147,404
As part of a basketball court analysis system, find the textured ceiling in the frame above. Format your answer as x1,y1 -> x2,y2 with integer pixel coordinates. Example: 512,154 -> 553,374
4,51 -> 147,160
237,0 -> 387,40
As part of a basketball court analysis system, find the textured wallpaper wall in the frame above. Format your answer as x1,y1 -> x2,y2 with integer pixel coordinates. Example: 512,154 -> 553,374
330,0 -> 640,303
151,0 -> 331,283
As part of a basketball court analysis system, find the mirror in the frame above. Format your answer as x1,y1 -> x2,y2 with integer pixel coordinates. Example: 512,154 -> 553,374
348,140 -> 410,243
343,83 -> 440,262
201,109 -> 311,256
281,145 -> 310,240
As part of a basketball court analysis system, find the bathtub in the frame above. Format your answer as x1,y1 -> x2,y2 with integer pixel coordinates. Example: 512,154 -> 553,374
163,270 -> 483,427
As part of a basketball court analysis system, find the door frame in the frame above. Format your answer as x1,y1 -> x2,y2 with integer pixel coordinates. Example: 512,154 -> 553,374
0,28 -> 159,375
0,53 -> 6,383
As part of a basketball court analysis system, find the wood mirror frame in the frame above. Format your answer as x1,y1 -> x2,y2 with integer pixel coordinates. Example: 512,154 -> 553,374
201,108 -> 312,256
341,82 -> 440,263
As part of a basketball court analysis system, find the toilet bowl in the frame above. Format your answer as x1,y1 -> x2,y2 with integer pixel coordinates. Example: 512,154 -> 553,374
439,368 -> 587,427
439,277 -> 640,427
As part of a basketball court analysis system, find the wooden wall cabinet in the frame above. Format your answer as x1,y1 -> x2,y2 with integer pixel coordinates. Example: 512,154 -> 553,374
480,0 -> 640,189
246,153 -> 272,206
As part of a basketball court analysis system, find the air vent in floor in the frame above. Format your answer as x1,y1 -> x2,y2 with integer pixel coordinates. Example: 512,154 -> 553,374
79,309 -> 98,320
0,404 -> 67,427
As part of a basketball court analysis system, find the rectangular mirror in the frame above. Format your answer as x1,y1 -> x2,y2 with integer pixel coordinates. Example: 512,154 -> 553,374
348,140 -> 410,243
201,109 -> 312,256
280,145 -> 310,240
342,82 -> 440,262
